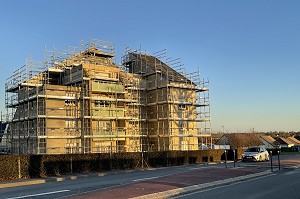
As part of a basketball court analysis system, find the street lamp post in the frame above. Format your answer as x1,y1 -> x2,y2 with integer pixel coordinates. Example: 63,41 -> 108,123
278,150 -> 280,170
233,149 -> 236,167
224,149 -> 228,168
270,151 -> 273,172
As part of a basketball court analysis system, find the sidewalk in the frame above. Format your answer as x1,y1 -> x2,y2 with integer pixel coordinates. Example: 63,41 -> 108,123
132,168 -> 271,199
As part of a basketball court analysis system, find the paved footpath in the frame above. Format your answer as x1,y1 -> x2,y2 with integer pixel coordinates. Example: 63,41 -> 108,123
67,167 -> 271,199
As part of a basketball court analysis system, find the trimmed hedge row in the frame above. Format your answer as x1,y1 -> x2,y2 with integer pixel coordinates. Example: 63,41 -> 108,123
0,149 -> 225,180
0,155 -> 20,180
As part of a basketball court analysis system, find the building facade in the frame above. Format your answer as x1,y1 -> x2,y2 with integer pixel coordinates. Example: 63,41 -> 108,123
3,39 -> 211,154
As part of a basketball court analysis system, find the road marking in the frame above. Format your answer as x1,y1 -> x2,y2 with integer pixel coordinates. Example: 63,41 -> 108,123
284,170 -> 300,175
6,190 -> 71,199
133,176 -> 160,182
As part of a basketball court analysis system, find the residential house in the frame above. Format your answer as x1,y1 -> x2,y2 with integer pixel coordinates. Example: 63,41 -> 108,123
286,137 -> 300,151
275,137 -> 294,148
216,133 -> 262,149
259,135 -> 279,149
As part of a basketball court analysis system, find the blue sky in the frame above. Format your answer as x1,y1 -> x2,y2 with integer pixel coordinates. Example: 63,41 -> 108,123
0,0 -> 299,132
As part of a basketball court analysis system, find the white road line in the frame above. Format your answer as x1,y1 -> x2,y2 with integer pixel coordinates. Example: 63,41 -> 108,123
6,190 -> 71,199
132,176 -> 160,182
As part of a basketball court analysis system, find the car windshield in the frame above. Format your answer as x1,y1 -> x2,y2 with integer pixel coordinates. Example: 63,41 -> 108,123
246,147 -> 259,152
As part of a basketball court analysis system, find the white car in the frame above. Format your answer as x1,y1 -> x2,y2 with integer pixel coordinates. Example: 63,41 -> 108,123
242,146 -> 270,162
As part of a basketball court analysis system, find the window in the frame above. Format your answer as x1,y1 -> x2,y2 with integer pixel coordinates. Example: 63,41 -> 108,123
66,139 -> 80,153
65,120 -> 75,129
179,104 -> 187,110
65,100 -> 76,106
179,120 -> 187,128
95,100 -> 110,107
96,120 -> 111,132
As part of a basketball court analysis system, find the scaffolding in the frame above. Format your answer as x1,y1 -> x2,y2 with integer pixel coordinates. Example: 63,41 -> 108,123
121,48 -> 211,151
5,39 -> 144,154
4,39 -> 211,155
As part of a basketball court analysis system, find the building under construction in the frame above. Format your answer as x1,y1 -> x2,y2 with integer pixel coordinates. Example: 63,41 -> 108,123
3,39 -> 211,154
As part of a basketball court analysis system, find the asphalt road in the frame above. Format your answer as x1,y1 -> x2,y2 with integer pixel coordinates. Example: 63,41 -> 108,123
173,168 -> 300,199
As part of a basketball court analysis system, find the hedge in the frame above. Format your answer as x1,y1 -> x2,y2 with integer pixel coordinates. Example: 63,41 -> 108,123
0,149 -> 225,181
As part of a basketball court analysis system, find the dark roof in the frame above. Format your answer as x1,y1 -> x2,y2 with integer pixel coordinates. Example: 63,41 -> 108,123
288,136 -> 300,144
276,137 -> 294,145
128,53 -> 194,84
287,137 -> 300,145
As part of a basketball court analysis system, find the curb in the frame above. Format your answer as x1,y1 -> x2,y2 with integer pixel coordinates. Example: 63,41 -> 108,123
0,172 -> 113,189
130,170 -> 272,199
0,179 -> 46,189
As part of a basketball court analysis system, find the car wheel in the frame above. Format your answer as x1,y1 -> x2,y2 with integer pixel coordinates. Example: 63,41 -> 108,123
266,155 -> 270,161
259,156 -> 262,161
